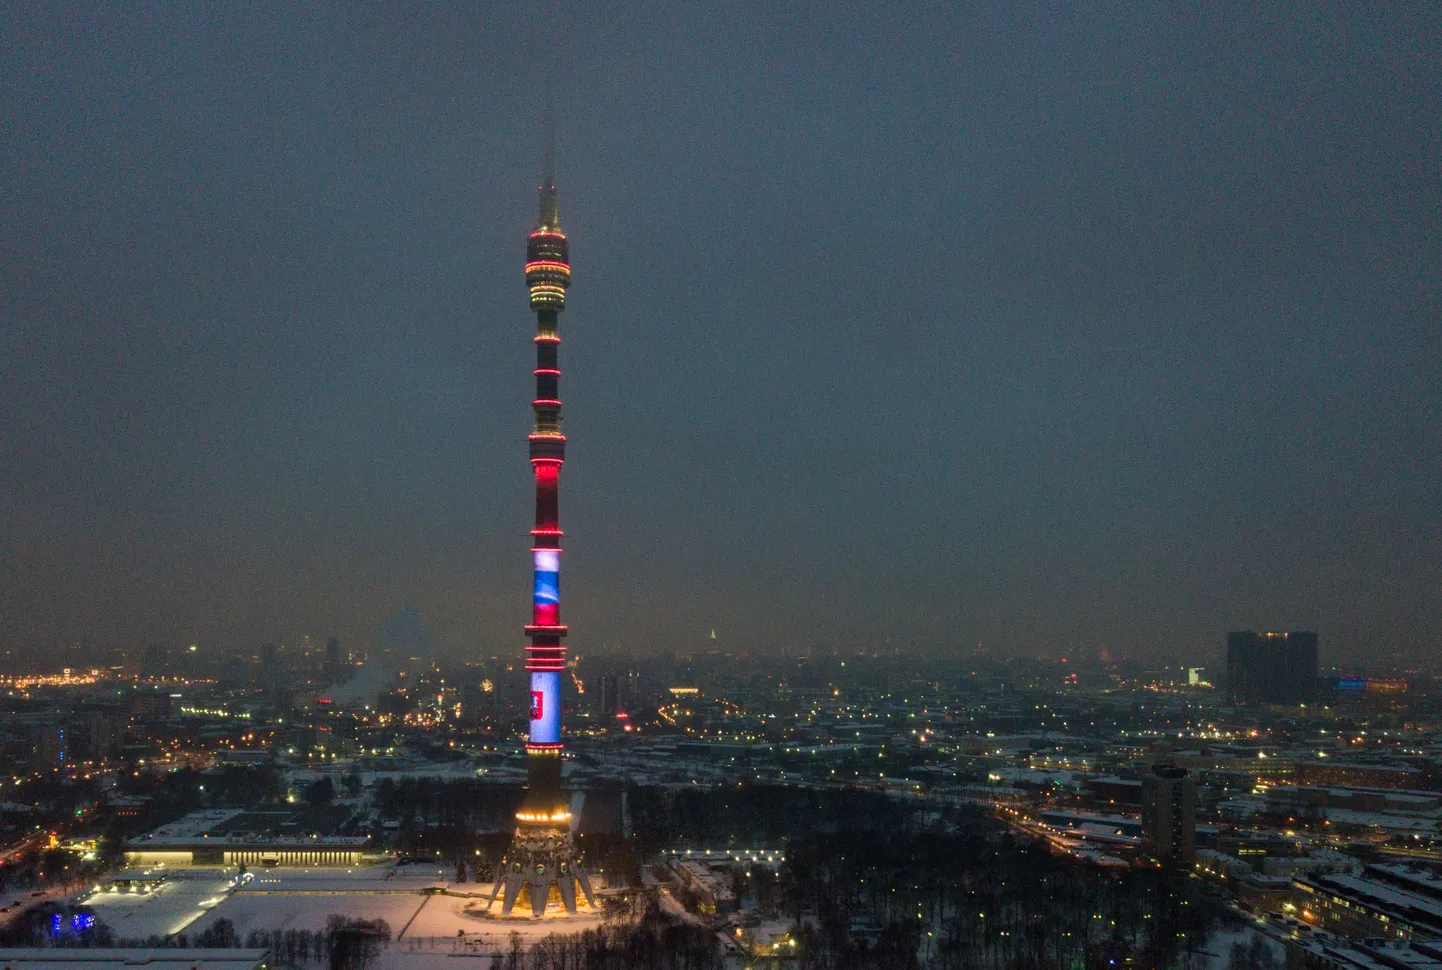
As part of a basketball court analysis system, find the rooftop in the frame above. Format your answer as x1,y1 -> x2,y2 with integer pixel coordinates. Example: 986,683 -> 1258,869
1304,872 -> 1442,931
125,808 -> 367,848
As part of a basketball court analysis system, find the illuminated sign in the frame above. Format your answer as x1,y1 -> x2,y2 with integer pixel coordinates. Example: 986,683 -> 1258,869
529,671 -> 561,744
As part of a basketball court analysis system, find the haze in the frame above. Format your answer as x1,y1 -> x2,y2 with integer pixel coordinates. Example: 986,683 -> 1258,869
1,3 -> 1437,667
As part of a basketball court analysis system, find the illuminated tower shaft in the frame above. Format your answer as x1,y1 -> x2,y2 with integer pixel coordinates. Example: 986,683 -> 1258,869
521,168 -> 571,812
488,138 -> 594,918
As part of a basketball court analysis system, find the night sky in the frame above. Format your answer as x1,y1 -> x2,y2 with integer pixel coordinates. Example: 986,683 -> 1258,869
2,3 -> 1437,667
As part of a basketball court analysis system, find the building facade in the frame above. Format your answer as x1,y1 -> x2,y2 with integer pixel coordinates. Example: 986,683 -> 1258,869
1226,631 -> 1319,706
1141,764 -> 1196,863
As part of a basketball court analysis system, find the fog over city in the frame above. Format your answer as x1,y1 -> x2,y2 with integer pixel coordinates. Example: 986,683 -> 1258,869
3,5 -> 1436,668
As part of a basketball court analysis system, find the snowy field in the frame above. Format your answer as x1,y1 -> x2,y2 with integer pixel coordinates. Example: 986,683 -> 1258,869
185,891 -> 425,939
80,859 -> 608,951
84,871 -> 237,940
188,864 -> 444,939
84,863 -> 607,950
190,887 -> 605,948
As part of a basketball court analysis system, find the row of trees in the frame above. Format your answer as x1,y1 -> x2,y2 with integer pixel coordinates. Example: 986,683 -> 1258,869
42,915 -> 392,970
627,784 -> 1238,969
776,808 -> 1234,969
373,776 -> 521,831
492,900 -> 720,970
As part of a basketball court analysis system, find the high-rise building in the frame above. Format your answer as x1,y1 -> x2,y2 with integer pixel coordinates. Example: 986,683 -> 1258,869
9,714 -> 68,772
598,672 -> 621,717
1226,631 -> 1319,706
84,710 -> 121,762
487,123 -> 594,918
260,642 -> 280,693
324,638 -> 343,683
1141,764 -> 1196,863
460,677 -> 486,728
142,643 -> 168,678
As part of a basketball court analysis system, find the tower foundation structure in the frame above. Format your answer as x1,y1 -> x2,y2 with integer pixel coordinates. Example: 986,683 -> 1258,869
493,822 -> 594,917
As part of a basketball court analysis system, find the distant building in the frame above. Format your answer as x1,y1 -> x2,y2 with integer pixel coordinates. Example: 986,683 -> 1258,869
669,858 -> 737,915
460,678 -> 482,726
124,808 -> 366,867
1141,764 -> 1196,863
1087,776 -> 1144,807
260,642 -> 280,693
1292,760 -> 1423,790
1286,938 -> 1442,970
105,794 -> 152,819
1334,676 -> 1409,716
2,714 -> 68,772
598,671 -> 621,715
1194,848 -> 1254,886
36,720 -> 65,771
1226,631 -> 1318,706
1294,867 -> 1442,940
213,749 -> 271,767
127,690 -> 177,720
141,643 -> 168,678
82,710 -> 121,761
324,637 -> 343,683
1235,874 -> 1296,913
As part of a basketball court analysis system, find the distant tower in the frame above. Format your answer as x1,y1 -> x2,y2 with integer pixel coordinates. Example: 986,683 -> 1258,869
488,115 -> 594,918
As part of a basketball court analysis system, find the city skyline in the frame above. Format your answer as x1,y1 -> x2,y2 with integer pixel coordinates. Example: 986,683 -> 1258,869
2,4 -> 1438,666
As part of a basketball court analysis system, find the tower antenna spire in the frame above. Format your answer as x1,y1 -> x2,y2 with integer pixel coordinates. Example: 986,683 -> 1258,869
538,93 -> 559,227
541,97 -> 556,190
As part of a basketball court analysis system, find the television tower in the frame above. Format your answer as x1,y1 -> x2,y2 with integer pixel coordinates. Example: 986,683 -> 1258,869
487,115 -> 595,917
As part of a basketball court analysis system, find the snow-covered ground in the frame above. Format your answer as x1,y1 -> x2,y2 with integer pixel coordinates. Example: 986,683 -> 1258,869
85,863 -> 606,949
83,871 -> 237,939
0,886 -> 72,926
1189,925 -> 1285,970
186,891 -> 426,939
404,892 -> 603,942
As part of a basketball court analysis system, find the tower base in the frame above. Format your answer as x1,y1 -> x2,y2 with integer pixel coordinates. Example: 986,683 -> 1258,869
486,825 -> 595,917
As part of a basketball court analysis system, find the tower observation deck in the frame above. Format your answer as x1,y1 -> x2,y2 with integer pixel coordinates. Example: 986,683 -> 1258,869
487,126 -> 594,918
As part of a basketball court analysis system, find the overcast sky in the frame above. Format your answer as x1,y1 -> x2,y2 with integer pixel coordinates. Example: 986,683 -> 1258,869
1,2 -> 1437,667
